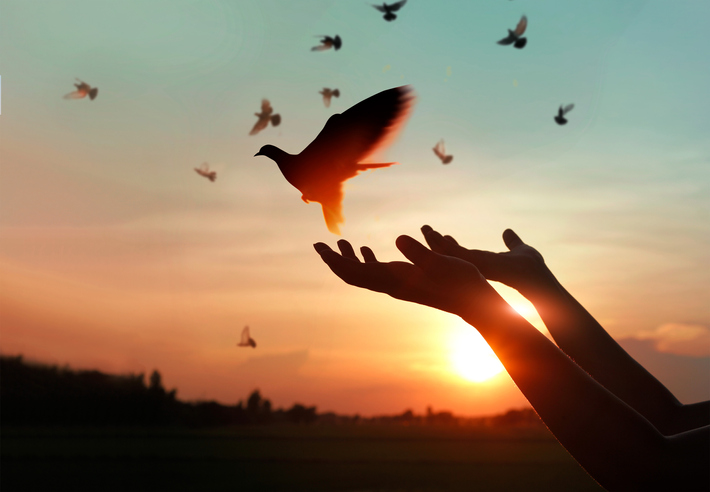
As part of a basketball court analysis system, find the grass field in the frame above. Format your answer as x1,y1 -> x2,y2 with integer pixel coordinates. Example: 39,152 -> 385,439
1,424 -> 604,491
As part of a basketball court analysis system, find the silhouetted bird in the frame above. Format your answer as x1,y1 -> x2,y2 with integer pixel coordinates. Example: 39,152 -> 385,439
255,86 -> 415,235
497,15 -> 528,49
319,88 -> 340,108
250,99 -> 281,136
237,326 -> 256,348
433,139 -> 453,164
64,78 -> 98,100
312,35 -> 342,51
372,0 -> 407,21
554,104 -> 575,125
194,162 -> 216,182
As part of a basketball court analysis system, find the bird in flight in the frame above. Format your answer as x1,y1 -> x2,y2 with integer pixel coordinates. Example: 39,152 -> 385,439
312,35 -> 342,51
64,78 -> 98,100
319,88 -> 340,108
372,0 -> 407,22
194,162 -> 216,182
255,85 -> 415,235
249,99 -> 281,136
554,104 -> 575,125
433,139 -> 453,164
237,326 -> 257,348
497,15 -> 528,49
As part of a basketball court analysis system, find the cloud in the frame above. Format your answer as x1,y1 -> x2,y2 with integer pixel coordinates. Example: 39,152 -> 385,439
633,323 -> 710,357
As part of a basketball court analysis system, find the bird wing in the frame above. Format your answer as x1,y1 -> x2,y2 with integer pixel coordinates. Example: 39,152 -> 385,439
514,15 -> 527,36
300,85 -> 415,171
372,4 -> 387,12
64,90 -> 87,99
311,43 -> 329,51
319,186 -> 345,235
250,116 -> 269,135
322,93 -> 331,107
497,32 -> 516,45
389,0 -> 407,12
563,103 -> 575,115
240,326 -> 251,345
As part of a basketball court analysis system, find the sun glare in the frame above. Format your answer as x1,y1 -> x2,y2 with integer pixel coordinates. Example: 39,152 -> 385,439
450,328 -> 504,383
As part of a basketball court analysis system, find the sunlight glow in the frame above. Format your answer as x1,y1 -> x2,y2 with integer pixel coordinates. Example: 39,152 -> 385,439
450,329 -> 504,383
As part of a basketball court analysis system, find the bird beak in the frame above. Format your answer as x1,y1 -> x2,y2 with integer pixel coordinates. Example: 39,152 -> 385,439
254,151 -> 263,157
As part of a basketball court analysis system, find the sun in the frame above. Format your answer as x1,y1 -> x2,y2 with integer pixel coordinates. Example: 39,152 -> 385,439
450,329 -> 504,383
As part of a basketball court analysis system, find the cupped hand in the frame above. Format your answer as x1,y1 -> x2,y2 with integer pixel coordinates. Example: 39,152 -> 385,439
419,225 -> 553,296
313,235 -> 502,318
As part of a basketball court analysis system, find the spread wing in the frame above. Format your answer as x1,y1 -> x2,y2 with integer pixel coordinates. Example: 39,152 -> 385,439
250,116 -> 269,135
320,186 -> 345,235
372,4 -> 387,12
63,90 -> 86,99
389,0 -> 407,12
300,85 -> 415,170
239,326 -> 251,345
514,15 -> 527,36
497,32 -> 516,45
562,103 -> 574,115
200,162 -> 210,172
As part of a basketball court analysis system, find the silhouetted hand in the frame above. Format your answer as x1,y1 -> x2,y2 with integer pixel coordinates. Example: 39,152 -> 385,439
420,225 -> 554,296
314,236 -> 504,319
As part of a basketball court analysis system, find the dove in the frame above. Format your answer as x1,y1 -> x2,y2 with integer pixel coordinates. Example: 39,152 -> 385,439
497,15 -> 528,49
312,35 -> 342,51
237,325 -> 256,348
63,78 -> 98,100
432,139 -> 453,164
319,88 -> 340,108
194,162 -> 216,182
372,0 -> 407,21
554,104 -> 575,125
254,85 -> 415,235
249,99 -> 281,136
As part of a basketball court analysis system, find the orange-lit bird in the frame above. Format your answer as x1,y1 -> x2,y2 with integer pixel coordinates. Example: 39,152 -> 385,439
255,85 -> 415,235
433,139 -> 453,164
554,104 -> 575,125
319,88 -> 340,108
372,0 -> 407,22
497,15 -> 528,49
194,162 -> 217,182
312,35 -> 342,51
63,78 -> 98,100
237,326 -> 256,348
249,99 -> 281,136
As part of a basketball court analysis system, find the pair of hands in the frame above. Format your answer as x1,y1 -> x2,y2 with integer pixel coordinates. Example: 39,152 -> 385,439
313,225 -> 549,319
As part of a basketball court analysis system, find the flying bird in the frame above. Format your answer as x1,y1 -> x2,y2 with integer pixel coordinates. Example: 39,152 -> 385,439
497,15 -> 528,49
63,78 -> 98,100
194,162 -> 216,182
312,35 -> 342,51
319,88 -> 340,108
554,104 -> 575,125
433,139 -> 453,164
372,0 -> 407,21
249,99 -> 281,136
255,85 -> 415,235
237,326 -> 256,348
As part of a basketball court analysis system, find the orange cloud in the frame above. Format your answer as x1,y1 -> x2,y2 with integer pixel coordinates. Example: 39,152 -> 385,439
634,323 -> 710,357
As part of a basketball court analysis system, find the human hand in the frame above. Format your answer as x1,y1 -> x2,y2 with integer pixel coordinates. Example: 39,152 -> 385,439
313,235 -> 505,319
420,226 -> 555,297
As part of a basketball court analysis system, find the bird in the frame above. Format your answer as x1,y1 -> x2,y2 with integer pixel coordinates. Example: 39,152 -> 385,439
554,104 -> 575,125
312,35 -> 342,51
194,162 -> 217,182
254,85 -> 415,235
372,0 -> 407,21
63,78 -> 98,100
249,99 -> 281,136
319,88 -> 340,108
497,15 -> 528,49
432,139 -> 453,164
237,325 -> 256,348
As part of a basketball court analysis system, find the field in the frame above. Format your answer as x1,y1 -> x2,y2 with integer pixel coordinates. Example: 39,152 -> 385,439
1,424 -> 604,491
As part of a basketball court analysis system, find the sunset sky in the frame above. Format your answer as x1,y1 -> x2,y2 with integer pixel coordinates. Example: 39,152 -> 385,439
1,0 -> 708,416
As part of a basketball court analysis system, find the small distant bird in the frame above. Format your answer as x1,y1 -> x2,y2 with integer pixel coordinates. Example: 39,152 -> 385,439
433,139 -> 453,164
554,104 -> 575,125
237,326 -> 256,348
319,88 -> 340,108
194,162 -> 216,182
497,15 -> 528,49
249,99 -> 281,136
255,85 -> 415,235
63,78 -> 98,100
312,35 -> 342,51
372,0 -> 407,21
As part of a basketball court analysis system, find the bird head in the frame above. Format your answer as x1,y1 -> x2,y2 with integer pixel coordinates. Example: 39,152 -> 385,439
254,144 -> 286,160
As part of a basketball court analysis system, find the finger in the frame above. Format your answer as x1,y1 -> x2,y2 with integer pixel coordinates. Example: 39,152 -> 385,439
502,229 -> 524,251
396,235 -> 439,271
422,227 -> 457,255
313,242 -> 335,255
443,235 -> 459,246
360,246 -> 378,263
337,239 -> 360,261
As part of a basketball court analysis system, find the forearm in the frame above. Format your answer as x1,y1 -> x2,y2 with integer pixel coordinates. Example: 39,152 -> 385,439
460,299 -> 708,491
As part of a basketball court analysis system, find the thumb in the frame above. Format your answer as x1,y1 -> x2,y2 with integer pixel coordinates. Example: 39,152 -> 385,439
502,229 -> 524,251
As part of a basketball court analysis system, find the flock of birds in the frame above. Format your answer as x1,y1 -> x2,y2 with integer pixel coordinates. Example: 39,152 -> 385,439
62,1 -> 577,349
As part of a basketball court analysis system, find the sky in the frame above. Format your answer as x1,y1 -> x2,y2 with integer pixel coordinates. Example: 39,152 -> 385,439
0,0 -> 708,416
